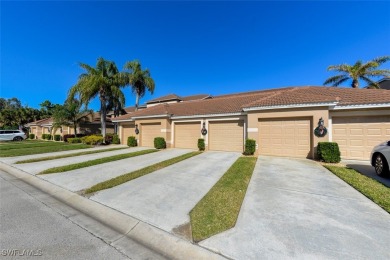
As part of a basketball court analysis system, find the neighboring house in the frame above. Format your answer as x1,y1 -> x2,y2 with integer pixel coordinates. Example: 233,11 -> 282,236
113,86 -> 390,161
26,112 -> 114,139
146,94 -> 211,107
365,78 -> 390,90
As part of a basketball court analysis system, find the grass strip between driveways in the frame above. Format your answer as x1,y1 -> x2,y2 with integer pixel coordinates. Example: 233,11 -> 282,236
190,156 -> 257,242
85,151 -> 202,194
15,147 -> 127,164
324,165 -> 390,213
0,144 -> 93,157
38,149 -> 158,175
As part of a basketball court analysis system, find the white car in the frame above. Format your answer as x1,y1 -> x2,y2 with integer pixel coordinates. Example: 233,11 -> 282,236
371,141 -> 390,177
0,130 -> 27,141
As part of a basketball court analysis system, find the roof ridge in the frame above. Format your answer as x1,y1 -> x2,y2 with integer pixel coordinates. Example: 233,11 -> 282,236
241,88 -> 292,108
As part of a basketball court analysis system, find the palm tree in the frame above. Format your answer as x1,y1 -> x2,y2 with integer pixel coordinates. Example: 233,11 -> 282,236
52,99 -> 93,135
68,57 -> 124,139
122,60 -> 155,110
324,56 -> 390,88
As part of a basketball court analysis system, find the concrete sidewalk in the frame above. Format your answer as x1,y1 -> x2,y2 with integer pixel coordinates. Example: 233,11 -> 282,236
200,156 -> 390,259
13,147 -> 149,175
39,148 -> 193,192
91,151 -> 241,238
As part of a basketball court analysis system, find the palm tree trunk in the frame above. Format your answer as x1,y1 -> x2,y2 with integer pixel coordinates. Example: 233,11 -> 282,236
135,94 -> 140,111
352,79 -> 359,88
100,101 -> 107,140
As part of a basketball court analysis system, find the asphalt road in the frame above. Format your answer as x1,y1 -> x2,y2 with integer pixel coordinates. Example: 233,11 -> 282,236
0,170 -> 133,260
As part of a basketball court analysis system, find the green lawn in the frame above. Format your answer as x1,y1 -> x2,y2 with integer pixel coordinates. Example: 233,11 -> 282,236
85,151 -> 202,194
0,142 -> 93,157
190,156 -> 257,242
0,141 -> 70,151
39,149 -> 158,174
324,165 -> 390,213
16,147 -> 127,164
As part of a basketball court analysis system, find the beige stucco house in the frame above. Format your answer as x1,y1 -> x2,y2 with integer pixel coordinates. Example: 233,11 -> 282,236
113,86 -> 390,160
27,112 -> 114,139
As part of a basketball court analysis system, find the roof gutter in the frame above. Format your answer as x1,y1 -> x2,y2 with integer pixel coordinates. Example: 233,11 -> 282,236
243,102 -> 339,111
171,112 -> 245,119
330,103 -> 390,110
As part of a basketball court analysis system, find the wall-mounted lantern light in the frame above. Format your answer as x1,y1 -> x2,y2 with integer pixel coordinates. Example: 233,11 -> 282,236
201,122 -> 207,135
135,124 -> 139,135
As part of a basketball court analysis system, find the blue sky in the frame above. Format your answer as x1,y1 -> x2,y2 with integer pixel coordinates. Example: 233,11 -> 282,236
1,1 -> 390,111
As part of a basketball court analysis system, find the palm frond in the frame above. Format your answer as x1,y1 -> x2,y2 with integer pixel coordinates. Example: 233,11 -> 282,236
373,56 -> 390,65
360,75 -> 379,88
324,75 -> 349,86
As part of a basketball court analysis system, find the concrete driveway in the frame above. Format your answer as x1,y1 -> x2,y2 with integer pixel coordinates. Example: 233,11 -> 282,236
200,156 -> 390,259
40,148 -> 192,192
91,151 -> 241,238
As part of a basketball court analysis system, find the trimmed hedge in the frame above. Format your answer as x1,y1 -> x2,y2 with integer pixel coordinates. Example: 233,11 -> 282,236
112,134 -> 120,144
63,134 -> 86,142
67,138 -> 82,143
45,134 -> 52,140
29,133 -> 35,139
317,142 -> 341,163
54,135 -> 61,141
243,139 -> 256,155
81,135 -> 104,145
127,136 -> 137,147
154,137 -> 166,149
198,139 -> 205,151
41,134 -> 47,140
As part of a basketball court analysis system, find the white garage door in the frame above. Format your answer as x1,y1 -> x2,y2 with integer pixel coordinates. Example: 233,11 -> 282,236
141,123 -> 162,147
333,116 -> 390,160
174,122 -> 200,149
209,121 -> 244,152
121,123 -> 135,145
258,118 -> 311,158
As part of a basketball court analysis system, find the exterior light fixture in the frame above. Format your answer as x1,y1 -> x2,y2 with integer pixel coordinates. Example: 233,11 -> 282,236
201,122 -> 207,136
135,124 -> 139,135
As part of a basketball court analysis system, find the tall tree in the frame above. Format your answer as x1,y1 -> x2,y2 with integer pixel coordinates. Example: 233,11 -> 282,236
68,57 -> 124,139
324,56 -> 390,88
52,99 -> 93,135
122,60 -> 155,110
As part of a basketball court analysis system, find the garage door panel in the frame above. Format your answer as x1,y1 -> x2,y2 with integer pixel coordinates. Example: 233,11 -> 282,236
333,116 -> 390,160
259,119 -> 311,158
174,122 -> 200,149
209,121 -> 244,152
141,123 -> 161,147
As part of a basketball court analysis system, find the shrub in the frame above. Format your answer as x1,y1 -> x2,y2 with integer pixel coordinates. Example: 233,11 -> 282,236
41,134 -> 47,140
154,137 -> 166,149
198,138 -> 205,151
81,135 -> 104,145
67,137 -> 82,143
243,139 -> 256,155
63,134 -> 75,142
54,135 -> 61,141
45,134 -> 52,140
105,133 -> 113,144
317,142 -> 341,163
112,134 -> 120,144
127,136 -> 137,147
29,133 -> 35,139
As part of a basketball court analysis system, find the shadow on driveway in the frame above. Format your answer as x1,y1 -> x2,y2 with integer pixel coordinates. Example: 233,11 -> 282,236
342,160 -> 390,187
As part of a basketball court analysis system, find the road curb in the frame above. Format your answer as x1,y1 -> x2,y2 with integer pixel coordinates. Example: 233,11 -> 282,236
0,162 -> 225,259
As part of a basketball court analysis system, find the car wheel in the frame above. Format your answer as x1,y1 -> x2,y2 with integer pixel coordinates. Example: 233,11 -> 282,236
13,136 -> 23,141
374,154 -> 389,177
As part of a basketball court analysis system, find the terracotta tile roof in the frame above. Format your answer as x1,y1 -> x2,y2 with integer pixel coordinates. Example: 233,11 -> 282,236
181,94 -> 211,101
147,94 -> 181,104
112,86 -> 390,121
